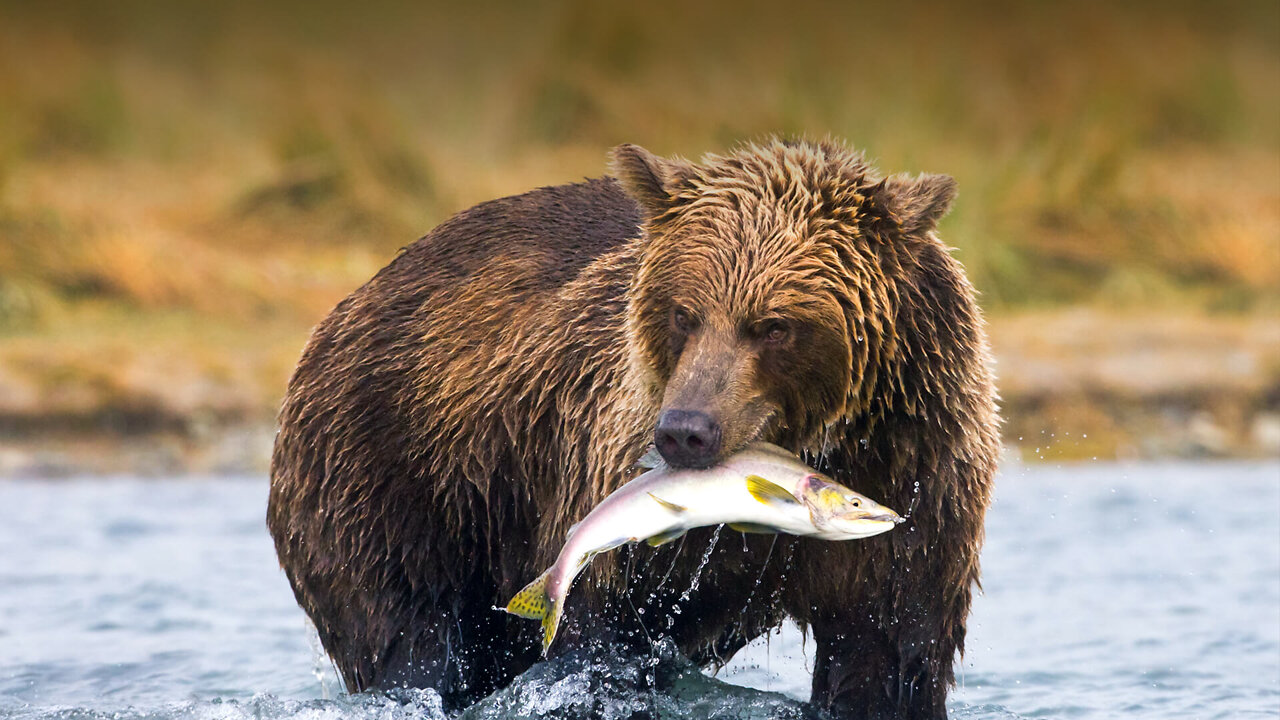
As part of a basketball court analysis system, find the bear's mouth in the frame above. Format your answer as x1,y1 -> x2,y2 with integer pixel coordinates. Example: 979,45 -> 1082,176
746,411 -> 781,446
651,402 -> 783,469
725,410 -> 784,461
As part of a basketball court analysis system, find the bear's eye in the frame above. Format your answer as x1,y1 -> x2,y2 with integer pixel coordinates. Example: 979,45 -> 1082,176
671,306 -> 698,334
759,319 -> 790,345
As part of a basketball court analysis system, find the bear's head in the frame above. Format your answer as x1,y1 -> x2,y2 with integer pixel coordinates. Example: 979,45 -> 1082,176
613,139 -> 958,468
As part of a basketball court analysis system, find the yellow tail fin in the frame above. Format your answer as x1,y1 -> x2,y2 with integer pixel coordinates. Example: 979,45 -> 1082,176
541,594 -> 564,655
505,569 -> 552,619
504,569 -> 564,655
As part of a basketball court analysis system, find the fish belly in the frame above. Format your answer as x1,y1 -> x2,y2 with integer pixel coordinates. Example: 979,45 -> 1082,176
655,480 -> 813,536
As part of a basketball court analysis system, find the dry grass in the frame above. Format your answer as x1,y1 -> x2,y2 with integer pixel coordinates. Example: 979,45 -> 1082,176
0,0 -> 1277,443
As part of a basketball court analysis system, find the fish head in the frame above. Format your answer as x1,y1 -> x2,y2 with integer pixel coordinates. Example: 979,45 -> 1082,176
797,474 -> 902,539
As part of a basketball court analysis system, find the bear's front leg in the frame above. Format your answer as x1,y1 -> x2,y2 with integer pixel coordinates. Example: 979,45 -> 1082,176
794,535 -> 974,720
808,607 -> 951,720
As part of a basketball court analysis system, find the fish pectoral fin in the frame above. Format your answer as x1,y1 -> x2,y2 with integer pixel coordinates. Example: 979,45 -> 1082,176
728,522 -> 783,534
504,568 -> 552,621
745,474 -> 801,507
647,492 -> 688,514
646,528 -> 687,547
636,446 -> 666,470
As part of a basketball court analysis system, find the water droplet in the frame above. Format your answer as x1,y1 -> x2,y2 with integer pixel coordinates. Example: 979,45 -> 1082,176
679,525 -> 723,603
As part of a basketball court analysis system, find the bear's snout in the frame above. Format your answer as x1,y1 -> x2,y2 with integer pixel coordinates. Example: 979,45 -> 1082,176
654,409 -> 723,468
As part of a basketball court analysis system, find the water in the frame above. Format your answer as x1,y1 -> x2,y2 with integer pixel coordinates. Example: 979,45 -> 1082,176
1,462 -> 1276,719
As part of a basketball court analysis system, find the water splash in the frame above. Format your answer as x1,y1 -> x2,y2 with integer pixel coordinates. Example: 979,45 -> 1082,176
764,541 -> 796,611
652,534 -> 688,596
734,534 -> 779,629
901,480 -> 922,521
457,640 -> 818,720
304,617 -> 334,701
679,525 -> 723,604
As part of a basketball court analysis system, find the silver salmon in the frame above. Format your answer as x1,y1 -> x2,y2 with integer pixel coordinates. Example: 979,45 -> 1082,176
504,442 -> 901,653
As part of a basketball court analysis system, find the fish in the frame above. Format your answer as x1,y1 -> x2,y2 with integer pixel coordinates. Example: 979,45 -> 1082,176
503,441 -> 902,654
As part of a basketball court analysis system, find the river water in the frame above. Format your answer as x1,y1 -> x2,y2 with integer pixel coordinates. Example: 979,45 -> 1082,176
0,461 -> 1276,719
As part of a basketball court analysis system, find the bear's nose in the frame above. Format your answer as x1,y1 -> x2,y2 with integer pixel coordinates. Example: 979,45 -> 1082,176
654,410 -> 722,468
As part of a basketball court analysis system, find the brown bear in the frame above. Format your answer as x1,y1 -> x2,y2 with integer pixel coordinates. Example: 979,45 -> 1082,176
267,138 -> 999,719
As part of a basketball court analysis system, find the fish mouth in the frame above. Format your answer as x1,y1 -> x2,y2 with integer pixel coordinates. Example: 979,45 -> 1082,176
839,513 -> 901,538
862,512 -> 904,525
844,505 -> 904,527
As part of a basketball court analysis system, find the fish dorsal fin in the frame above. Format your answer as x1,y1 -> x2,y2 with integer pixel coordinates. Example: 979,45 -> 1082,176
648,492 -> 687,514
646,528 -> 687,546
745,474 -> 801,507
728,522 -> 782,534
636,446 -> 666,470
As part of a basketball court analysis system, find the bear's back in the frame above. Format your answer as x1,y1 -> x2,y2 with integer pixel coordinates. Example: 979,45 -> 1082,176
273,177 -> 645,503
284,177 -> 643,418
387,176 -> 642,295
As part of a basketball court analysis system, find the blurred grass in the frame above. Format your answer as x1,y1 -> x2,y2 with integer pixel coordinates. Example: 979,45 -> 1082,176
0,0 -> 1277,437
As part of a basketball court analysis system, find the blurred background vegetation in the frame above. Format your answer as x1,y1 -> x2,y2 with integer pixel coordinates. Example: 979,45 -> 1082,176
0,0 -> 1277,472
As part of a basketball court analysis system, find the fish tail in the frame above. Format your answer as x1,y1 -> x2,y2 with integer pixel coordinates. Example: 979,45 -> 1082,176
504,568 -> 565,654
505,568 -> 552,620
541,594 -> 564,656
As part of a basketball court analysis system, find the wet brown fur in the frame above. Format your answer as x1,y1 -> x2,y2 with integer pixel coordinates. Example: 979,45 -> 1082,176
268,138 -> 1000,719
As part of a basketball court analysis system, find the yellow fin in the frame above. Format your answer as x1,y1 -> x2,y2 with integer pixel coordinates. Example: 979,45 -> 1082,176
646,528 -> 687,546
504,568 -> 568,655
728,522 -> 782,534
504,569 -> 552,620
541,594 -> 564,655
648,492 -> 687,514
745,474 -> 800,507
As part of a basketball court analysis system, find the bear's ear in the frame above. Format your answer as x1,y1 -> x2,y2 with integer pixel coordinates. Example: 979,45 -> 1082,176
610,144 -> 694,217
878,173 -> 957,236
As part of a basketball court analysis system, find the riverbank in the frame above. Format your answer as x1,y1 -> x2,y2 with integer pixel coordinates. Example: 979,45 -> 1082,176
1,309 -> 1275,478
2,2 -> 1277,476
992,310 -> 1280,461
